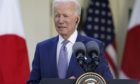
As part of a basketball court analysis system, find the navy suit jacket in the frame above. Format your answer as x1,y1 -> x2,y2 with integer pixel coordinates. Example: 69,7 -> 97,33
27,34 -> 113,84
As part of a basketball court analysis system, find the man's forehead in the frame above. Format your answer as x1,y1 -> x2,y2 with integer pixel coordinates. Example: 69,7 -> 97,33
54,7 -> 75,15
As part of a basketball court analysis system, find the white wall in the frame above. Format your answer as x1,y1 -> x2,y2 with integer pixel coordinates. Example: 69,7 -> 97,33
21,0 -> 52,68
20,0 -> 135,69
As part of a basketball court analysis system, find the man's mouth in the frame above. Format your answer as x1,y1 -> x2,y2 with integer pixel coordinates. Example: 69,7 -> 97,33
58,26 -> 67,28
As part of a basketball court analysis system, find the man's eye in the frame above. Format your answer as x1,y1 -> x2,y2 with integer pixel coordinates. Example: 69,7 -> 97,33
55,15 -> 60,17
64,15 -> 69,18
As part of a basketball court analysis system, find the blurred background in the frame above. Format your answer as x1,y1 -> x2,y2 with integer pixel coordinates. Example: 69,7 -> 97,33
1,0 -> 140,83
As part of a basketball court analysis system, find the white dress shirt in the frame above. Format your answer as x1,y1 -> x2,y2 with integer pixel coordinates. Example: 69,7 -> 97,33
57,30 -> 78,65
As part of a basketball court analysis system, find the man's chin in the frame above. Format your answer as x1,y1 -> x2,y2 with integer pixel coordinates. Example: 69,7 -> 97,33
58,32 -> 67,35
59,33 -> 67,36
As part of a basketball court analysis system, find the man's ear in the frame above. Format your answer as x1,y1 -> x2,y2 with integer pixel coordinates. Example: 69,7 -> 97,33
76,19 -> 78,24
76,16 -> 80,24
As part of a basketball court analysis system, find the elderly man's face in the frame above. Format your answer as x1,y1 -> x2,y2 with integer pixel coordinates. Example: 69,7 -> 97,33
54,2 -> 80,38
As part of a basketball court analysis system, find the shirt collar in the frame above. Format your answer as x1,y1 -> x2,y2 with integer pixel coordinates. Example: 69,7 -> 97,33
58,30 -> 78,44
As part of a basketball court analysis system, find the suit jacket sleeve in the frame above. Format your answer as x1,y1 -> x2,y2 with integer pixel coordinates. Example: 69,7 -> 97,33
27,44 -> 41,84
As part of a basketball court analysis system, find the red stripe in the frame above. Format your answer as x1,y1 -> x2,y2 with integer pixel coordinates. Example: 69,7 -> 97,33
0,34 -> 30,84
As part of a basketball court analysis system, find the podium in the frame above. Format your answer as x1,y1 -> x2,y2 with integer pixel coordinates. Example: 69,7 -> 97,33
39,78 -> 139,84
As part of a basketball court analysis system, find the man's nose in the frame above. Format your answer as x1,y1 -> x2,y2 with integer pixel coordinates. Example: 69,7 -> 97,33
58,16 -> 64,24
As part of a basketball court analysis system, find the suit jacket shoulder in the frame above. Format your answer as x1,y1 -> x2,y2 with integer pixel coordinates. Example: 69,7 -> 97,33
77,34 -> 105,49
37,36 -> 58,48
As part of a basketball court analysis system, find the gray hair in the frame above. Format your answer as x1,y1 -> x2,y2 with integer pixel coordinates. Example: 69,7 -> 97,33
53,0 -> 81,16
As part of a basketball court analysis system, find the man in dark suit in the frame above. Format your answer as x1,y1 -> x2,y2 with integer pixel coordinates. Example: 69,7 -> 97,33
27,0 -> 113,84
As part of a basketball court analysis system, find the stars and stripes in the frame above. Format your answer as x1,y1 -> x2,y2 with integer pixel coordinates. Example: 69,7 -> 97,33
81,0 -> 117,78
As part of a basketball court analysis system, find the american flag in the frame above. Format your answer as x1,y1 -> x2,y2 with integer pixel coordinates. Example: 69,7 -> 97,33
81,0 -> 117,78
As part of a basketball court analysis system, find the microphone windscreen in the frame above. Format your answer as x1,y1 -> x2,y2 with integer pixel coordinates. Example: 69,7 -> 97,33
73,42 -> 86,56
86,41 -> 100,56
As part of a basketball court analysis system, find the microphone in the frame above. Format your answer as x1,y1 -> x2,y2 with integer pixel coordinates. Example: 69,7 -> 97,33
73,42 -> 87,71
86,41 -> 100,71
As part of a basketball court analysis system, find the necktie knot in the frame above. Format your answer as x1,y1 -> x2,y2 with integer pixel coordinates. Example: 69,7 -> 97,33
62,40 -> 69,46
